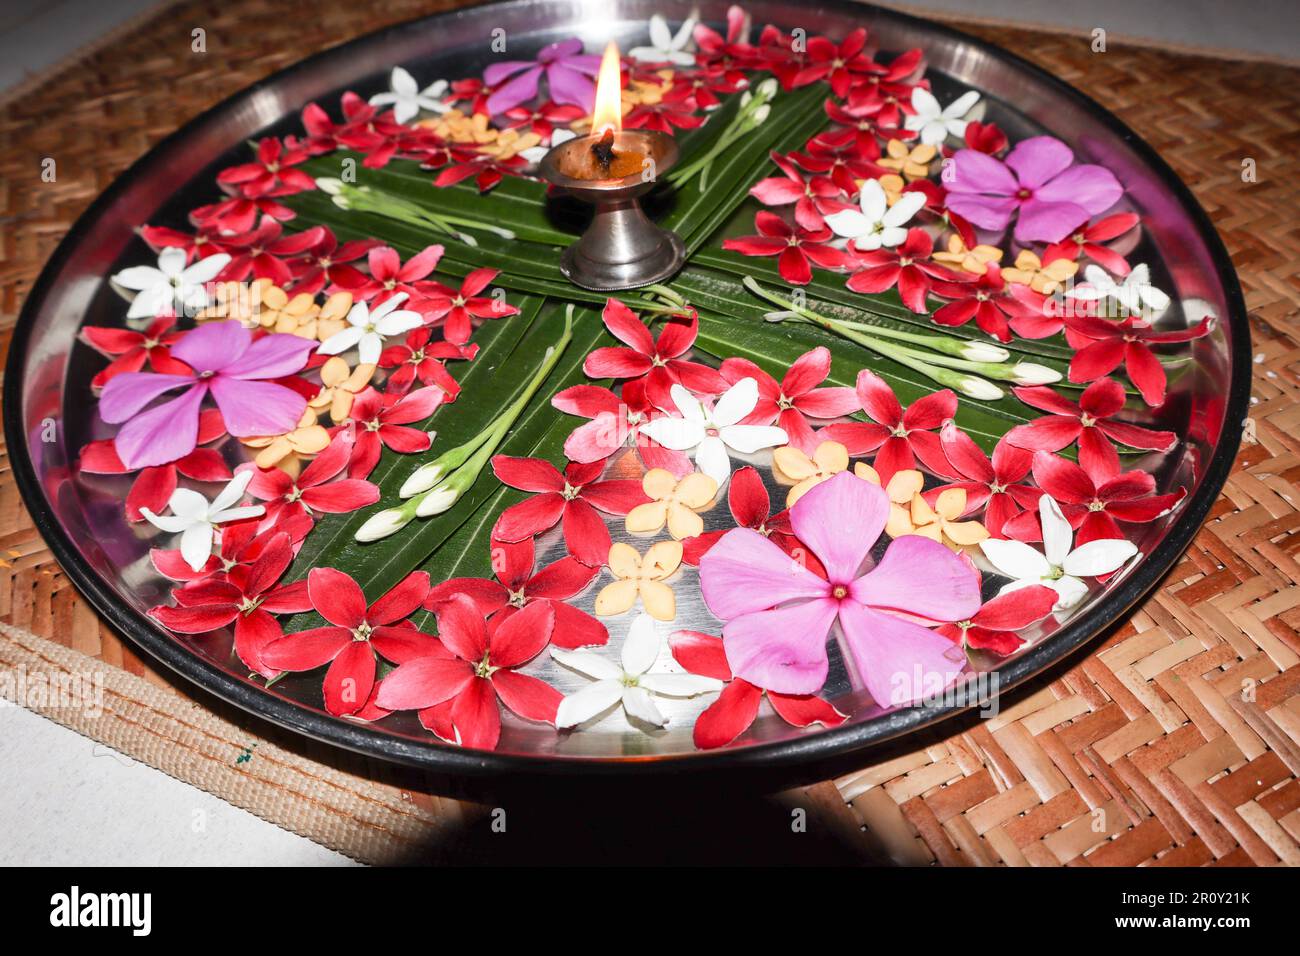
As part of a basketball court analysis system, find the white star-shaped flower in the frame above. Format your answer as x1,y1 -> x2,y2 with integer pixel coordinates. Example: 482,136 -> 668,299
369,67 -> 449,125
904,87 -> 981,146
824,179 -> 926,251
979,495 -> 1137,611
1065,263 -> 1171,322
638,378 -> 787,487
318,291 -> 425,365
141,470 -> 265,573
553,613 -> 722,730
628,14 -> 698,66
112,247 -> 232,321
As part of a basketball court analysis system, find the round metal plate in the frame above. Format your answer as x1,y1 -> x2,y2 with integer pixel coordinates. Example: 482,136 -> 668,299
5,0 -> 1250,791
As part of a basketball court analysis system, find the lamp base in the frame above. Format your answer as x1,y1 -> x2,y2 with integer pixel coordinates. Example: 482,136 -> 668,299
559,230 -> 685,291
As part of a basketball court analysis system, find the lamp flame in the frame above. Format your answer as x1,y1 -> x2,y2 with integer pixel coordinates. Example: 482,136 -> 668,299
591,41 -> 623,135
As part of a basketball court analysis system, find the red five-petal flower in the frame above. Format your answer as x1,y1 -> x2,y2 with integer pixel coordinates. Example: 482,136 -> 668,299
720,346 -> 861,454
489,455 -> 648,567
935,585 -> 1057,656
376,594 -> 561,750
722,210 -> 848,286
261,568 -> 440,717
819,369 -> 958,481
668,630 -> 844,749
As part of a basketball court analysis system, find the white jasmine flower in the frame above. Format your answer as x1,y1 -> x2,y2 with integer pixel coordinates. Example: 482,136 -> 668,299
904,88 -> 981,146
318,291 -> 424,365
140,470 -> 264,572
628,14 -> 698,66
824,179 -> 926,251
369,67 -> 449,124
553,613 -> 722,729
638,379 -> 787,487
1065,263 -> 1171,321
979,495 -> 1137,611
113,247 -> 232,320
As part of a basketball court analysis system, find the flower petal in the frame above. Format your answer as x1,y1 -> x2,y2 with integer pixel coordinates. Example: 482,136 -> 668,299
789,472 -> 888,583
838,601 -> 966,707
723,598 -> 839,695
698,527 -> 829,620
851,535 -> 980,621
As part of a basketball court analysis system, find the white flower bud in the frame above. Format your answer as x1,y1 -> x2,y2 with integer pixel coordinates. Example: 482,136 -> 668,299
1010,363 -> 1062,385
756,77 -> 779,98
414,486 -> 459,517
400,462 -> 444,497
958,376 -> 1005,401
958,341 -> 1009,363
750,104 -> 771,125
354,507 -> 413,542
315,177 -> 343,194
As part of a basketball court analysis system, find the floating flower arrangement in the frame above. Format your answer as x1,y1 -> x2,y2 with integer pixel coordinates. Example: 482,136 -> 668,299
77,6 -> 1211,753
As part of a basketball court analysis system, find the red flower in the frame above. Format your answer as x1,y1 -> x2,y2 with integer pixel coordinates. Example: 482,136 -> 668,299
420,267 -> 519,345
376,594 -> 561,750
334,244 -> 444,306
929,263 -> 1044,343
692,7 -> 759,73
792,129 -> 889,197
935,586 -> 1057,655
262,568 -> 439,717
624,87 -> 707,133
433,153 -> 529,193
190,192 -> 296,235
820,369 -> 958,481
1006,378 -> 1176,479
150,532 -> 311,677
748,153 -> 845,232
139,223 -> 228,261
582,300 -> 727,407
962,121 -> 1008,155
78,409 -> 230,522
845,227 -> 964,314
501,100 -> 585,139
1064,311 -> 1214,407
668,630 -> 844,749
824,97 -> 906,155
344,386 -> 445,479
244,434 -> 380,525
681,465 -> 810,570
217,219 -> 325,286
150,510 -> 312,584
82,315 -> 188,390
934,422 -> 1038,538
846,48 -> 925,104
552,380 -> 693,476
722,210 -> 848,286
489,455 -> 648,567
426,535 -> 606,649
378,327 -> 477,397
719,346 -> 859,453
1003,450 -> 1186,545
678,66 -> 747,110
786,28 -> 873,98
1044,213 -> 1140,277
215,137 -> 315,198
287,228 -> 380,295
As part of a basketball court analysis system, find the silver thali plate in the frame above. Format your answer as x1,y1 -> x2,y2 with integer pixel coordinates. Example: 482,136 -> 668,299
5,0 -> 1250,790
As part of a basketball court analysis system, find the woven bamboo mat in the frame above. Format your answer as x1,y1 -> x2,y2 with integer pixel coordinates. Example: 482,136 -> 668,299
2,0 -> 1298,866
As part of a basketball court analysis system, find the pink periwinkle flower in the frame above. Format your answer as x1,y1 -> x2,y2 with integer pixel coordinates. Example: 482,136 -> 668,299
945,135 -> 1123,245
483,39 -> 601,116
698,471 -> 980,706
98,320 -> 316,470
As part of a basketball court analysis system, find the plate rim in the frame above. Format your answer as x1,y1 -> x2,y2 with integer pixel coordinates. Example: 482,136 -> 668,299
4,0 -> 1252,784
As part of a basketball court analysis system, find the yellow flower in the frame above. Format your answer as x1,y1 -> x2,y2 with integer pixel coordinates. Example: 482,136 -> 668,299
1002,250 -> 1078,295
478,127 -> 542,161
594,541 -> 682,621
932,233 -> 1004,275
774,441 -> 849,507
873,173 -> 907,206
875,469 -> 988,549
241,408 -> 331,474
418,109 -> 497,145
309,356 -> 376,424
625,469 -> 718,540
196,279 -> 266,328
879,139 -> 935,180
